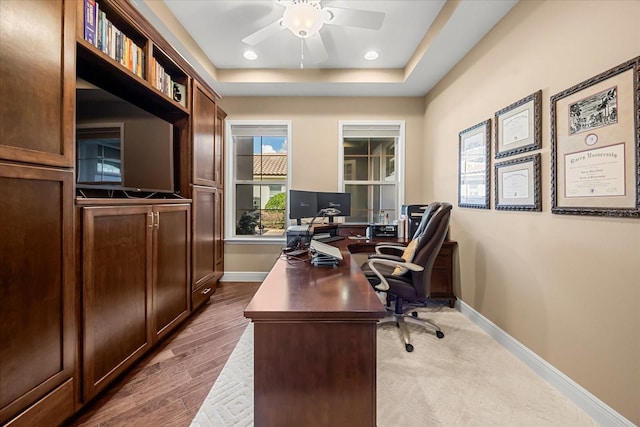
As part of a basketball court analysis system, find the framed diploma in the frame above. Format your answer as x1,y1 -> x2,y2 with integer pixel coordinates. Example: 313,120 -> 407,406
551,56 -> 639,217
495,90 -> 542,158
495,153 -> 541,211
458,119 -> 491,209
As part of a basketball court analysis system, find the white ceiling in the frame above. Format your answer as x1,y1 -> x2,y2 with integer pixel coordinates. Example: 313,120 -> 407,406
131,0 -> 518,97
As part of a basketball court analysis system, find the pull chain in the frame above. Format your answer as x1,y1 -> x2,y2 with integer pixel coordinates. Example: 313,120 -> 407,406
300,38 -> 304,69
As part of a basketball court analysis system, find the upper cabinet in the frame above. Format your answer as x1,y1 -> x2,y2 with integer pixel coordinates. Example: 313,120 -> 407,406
192,81 -> 217,187
215,107 -> 227,188
0,0 -> 75,168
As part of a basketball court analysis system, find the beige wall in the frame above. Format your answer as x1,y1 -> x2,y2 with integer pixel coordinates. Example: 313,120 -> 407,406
218,97 -> 425,272
423,0 -> 639,423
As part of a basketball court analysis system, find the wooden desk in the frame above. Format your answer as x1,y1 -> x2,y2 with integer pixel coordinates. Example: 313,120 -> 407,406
244,240 -> 386,427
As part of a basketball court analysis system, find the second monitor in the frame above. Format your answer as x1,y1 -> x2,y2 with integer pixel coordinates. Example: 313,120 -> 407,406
316,191 -> 351,223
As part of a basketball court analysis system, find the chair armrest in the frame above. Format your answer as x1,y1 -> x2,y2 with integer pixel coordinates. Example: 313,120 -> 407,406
368,253 -> 405,263
366,257 -> 423,291
374,242 -> 406,255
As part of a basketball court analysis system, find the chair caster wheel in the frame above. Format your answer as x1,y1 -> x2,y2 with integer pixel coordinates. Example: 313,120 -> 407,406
405,343 -> 414,352
436,331 -> 445,339
411,311 -> 418,318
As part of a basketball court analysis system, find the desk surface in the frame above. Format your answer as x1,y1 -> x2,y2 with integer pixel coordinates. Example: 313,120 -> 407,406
244,239 -> 386,321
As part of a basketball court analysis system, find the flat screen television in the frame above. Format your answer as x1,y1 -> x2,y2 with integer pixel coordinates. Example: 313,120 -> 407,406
76,81 -> 175,194
289,189 -> 318,225
316,191 -> 351,223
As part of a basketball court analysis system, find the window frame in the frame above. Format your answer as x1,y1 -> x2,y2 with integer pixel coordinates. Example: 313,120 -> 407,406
338,120 -> 405,223
225,120 -> 292,243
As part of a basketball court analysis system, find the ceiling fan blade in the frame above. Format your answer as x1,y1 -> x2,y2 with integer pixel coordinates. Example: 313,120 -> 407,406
305,32 -> 328,63
322,7 -> 385,30
242,19 -> 285,46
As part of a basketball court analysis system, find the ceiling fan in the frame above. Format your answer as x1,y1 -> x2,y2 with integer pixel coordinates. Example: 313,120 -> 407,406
241,0 -> 385,67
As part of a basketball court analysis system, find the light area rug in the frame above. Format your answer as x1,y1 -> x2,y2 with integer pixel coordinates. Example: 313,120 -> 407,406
190,307 -> 597,427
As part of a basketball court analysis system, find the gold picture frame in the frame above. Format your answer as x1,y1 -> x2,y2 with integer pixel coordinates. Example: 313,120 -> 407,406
495,90 -> 542,158
551,57 -> 639,217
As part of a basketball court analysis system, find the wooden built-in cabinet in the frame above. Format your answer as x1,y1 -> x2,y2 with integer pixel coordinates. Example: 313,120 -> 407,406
80,202 -> 190,402
192,186 -> 217,309
191,82 -> 225,309
0,1 -> 77,425
0,164 -> 76,426
1,0 -> 225,423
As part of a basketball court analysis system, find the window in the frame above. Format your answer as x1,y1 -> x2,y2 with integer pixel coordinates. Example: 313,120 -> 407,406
226,121 -> 291,241
339,121 -> 404,223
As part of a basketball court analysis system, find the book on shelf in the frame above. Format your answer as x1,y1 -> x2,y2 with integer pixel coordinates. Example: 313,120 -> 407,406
82,0 -> 145,79
84,0 -> 97,46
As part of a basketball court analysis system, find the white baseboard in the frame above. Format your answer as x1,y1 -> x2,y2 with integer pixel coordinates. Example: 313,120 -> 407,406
456,300 -> 634,427
220,271 -> 268,282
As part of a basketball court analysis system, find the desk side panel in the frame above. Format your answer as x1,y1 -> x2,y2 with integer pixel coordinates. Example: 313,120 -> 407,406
253,321 -> 377,427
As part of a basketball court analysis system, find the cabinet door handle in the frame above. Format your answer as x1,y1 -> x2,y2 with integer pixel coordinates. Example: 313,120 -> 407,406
154,212 -> 160,228
202,287 -> 211,295
148,212 -> 154,228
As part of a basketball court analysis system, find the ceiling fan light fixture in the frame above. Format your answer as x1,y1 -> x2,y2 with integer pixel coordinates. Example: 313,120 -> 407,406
282,0 -> 323,38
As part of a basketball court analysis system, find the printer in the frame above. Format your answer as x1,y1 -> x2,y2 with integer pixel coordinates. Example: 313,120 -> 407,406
286,225 -> 311,249
401,204 -> 430,237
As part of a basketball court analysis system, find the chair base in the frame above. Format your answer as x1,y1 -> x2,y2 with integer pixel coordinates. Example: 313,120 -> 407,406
379,308 -> 444,352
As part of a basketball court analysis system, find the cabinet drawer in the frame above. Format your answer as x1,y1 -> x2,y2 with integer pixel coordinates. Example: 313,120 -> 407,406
338,225 -> 368,237
433,253 -> 450,269
192,283 -> 214,310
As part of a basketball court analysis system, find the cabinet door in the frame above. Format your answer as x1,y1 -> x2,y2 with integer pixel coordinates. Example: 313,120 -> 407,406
153,204 -> 190,340
214,188 -> 224,278
0,163 -> 75,425
0,0 -> 75,167
192,82 -> 216,186
82,206 -> 153,401
214,107 -> 226,188
192,186 -> 217,308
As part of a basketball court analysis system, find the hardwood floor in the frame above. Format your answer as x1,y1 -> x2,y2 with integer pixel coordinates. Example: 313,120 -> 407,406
66,281 -> 261,427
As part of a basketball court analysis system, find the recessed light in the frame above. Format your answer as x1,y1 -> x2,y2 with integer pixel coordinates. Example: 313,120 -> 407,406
244,50 -> 258,60
364,51 -> 379,61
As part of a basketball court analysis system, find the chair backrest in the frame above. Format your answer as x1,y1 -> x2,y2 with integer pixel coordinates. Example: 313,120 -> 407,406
411,202 -> 440,240
408,203 -> 452,300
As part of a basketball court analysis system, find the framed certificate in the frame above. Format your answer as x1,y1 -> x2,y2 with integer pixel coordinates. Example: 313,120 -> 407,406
495,90 -> 542,158
495,154 -> 541,211
551,57 -> 639,217
458,119 -> 491,209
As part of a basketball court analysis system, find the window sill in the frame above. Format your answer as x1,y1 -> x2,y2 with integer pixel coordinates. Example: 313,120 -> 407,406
225,236 -> 286,245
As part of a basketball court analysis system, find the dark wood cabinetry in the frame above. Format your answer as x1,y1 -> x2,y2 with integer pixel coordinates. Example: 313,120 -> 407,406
153,205 -> 191,340
192,186 -> 217,309
191,82 -> 225,309
2,0 -> 222,422
0,1 -> 77,424
0,0 -> 75,168
193,82 -> 217,186
430,241 -> 457,307
0,164 -> 75,426
80,202 -> 190,401
81,205 -> 153,401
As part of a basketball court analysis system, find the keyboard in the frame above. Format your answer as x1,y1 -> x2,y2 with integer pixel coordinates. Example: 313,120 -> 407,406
315,236 -> 345,243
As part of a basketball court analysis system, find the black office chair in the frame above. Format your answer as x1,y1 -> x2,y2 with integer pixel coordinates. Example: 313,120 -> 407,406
364,202 -> 452,352
373,202 -> 440,257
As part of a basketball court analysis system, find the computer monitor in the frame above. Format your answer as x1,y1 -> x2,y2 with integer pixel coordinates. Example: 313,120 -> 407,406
289,189 -> 318,225
316,191 -> 351,223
